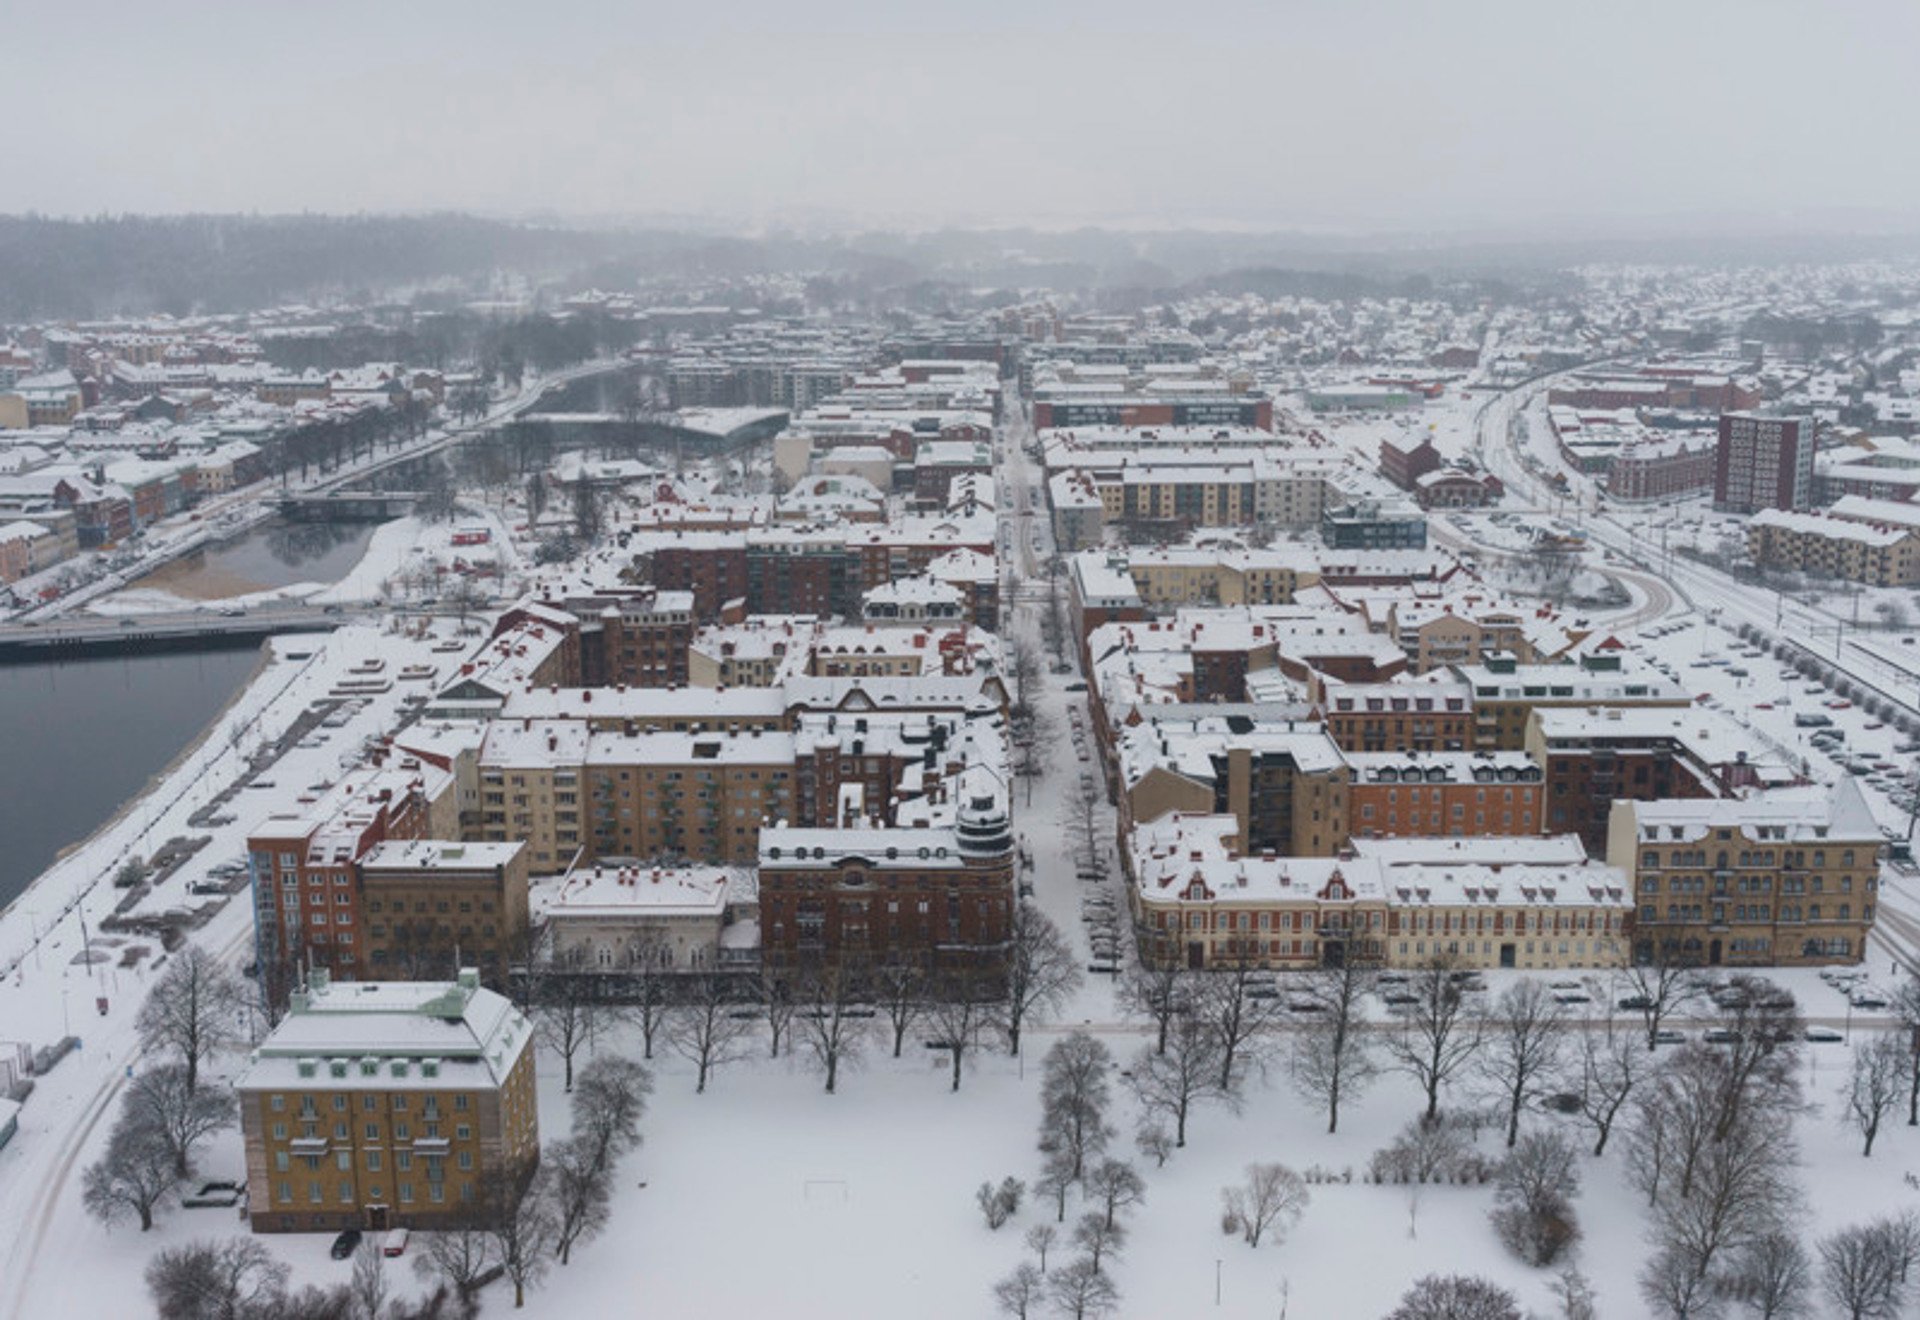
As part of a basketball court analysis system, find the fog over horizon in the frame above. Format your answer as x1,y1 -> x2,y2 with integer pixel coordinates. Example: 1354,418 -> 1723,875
3,0 -> 1916,240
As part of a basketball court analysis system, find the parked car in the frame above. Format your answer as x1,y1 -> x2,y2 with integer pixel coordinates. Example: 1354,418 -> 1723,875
382,1228 -> 410,1258
1804,1027 -> 1845,1044
330,1230 -> 363,1260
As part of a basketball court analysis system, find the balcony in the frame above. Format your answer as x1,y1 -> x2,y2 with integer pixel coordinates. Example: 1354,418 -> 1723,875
289,1137 -> 330,1156
411,1137 -> 452,1155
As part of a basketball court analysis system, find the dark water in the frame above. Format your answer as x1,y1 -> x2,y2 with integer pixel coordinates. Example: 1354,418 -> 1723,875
142,518 -> 379,595
0,647 -> 261,908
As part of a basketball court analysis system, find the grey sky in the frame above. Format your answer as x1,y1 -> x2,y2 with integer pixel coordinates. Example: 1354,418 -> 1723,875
6,0 -> 1917,236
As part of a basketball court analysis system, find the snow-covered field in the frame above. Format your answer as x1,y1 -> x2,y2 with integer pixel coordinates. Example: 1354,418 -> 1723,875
17,996 -> 1920,1319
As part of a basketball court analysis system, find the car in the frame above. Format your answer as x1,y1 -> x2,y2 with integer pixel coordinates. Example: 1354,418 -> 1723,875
1617,994 -> 1653,1011
1064,681 -> 1087,693
1702,1028 -> 1743,1045
330,1230 -> 363,1260
1851,992 -> 1890,1011
1553,990 -> 1591,1005
1804,1027 -> 1845,1044
1547,979 -> 1582,990
382,1228 -> 410,1258
1381,992 -> 1421,1007
1652,1029 -> 1687,1046
218,604 -> 246,617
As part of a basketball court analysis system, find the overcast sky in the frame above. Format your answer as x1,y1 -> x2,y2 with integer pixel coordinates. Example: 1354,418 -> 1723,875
6,0 -> 1917,237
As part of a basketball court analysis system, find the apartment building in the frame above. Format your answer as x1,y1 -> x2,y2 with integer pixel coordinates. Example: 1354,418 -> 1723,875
1527,705 -> 1775,855
356,840 -> 530,990
247,767 -> 445,992
757,785 -> 1015,976
1746,509 -> 1920,586
1313,674 -> 1473,753
1608,780 -> 1882,967
1456,652 -> 1690,751
1715,412 -> 1814,514
238,969 -> 538,1233
1117,713 -> 1350,857
1345,751 -> 1543,839
1128,815 -> 1630,972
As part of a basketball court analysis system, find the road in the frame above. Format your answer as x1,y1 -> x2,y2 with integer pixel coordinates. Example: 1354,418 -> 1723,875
0,603 -> 352,656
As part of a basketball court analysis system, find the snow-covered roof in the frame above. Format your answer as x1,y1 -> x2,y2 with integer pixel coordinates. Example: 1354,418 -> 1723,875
235,971 -> 532,1093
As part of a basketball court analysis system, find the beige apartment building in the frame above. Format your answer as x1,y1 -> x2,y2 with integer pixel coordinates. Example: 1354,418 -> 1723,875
1607,779 -> 1883,967
1746,509 -> 1920,586
237,970 -> 538,1234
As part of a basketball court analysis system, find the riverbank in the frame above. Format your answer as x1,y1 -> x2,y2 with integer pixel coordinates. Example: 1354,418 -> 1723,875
0,619 -> 472,981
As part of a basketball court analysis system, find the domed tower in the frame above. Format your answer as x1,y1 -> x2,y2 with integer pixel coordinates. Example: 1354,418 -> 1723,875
957,788 -> 1013,858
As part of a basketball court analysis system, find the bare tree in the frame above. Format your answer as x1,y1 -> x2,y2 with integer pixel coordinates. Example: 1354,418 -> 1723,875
136,945 -> 243,1094
994,1262 -> 1044,1319
1083,1159 -> 1145,1232
1220,1162 -> 1309,1248
1126,1013 -> 1228,1148
481,1159 -> 556,1309
1061,774 -> 1107,877
793,965 -> 870,1094
1658,1109 -> 1800,1283
350,1238 -> 390,1320
1479,981 -> 1566,1148
1382,955 -> 1484,1121
1625,1045 -> 1726,1208
1119,961 -> 1189,1056
1638,1245 -> 1718,1320
1620,955 -> 1704,1052
1708,978 -> 1803,1133
571,1053 -> 651,1178
1024,1223 -> 1058,1272
663,972 -> 755,1094
1037,1032 -> 1114,1182
1893,973 -> 1920,1127
412,1220 -> 494,1301
1001,902 -> 1081,1057
1551,1268 -> 1597,1320
1821,1218 -> 1912,1320
1387,1275 -> 1522,1320
1072,1212 -> 1126,1272
1197,955 -> 1285,1093
546,1137 -> 612,1267
1036,1151 -> 1076,1224
977,1176 -> 1026,1230
144,1237 -> 289,1319
1288,958 -> 1378,1134
1727,1233 -> 1812,1320
1047,1257 -> 1120,1320
1490,1131 -> 1580,1267
81,1113 -> 177,1231
618,935 -> 673,1061
924,974 -> 995,1092
873,961 -> 927,1059
1134,1123 -> 1174,1169
1568,1018 -> 1647,1157
122,1063 -> 238,1177
1844,1030 -> 1907,1157
760,969 -> 798,1060
533,944 -> 605,1092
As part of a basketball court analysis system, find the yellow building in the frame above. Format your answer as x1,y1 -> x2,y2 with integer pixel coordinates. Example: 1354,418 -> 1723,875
237,969 -> 539,1233
1746,509 -> 1920,587
1130,816 -> 1631,972
1607,779 -> 1883,967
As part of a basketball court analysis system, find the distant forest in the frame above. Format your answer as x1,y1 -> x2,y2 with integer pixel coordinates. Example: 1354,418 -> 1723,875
2,212 -> 1916,324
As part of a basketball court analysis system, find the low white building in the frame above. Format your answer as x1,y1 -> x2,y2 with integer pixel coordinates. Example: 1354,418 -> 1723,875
538,861 -> 759,973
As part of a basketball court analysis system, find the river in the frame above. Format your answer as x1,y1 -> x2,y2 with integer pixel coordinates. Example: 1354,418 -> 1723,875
0,646 -> 264,908
132,517 -> 380,600
1,517 -> 386,909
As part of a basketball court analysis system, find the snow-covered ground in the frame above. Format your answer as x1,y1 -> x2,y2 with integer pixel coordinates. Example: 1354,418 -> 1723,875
87,509 -> 523,616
